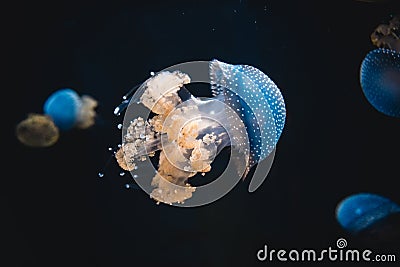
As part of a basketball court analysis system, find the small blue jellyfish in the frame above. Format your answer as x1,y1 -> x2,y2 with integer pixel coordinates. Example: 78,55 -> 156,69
336,193 -> 400,234
360,48 -> 400,117
43,89 -> 80,130
16,88 -> 97,147
113,59 -> 286,205
44,88 -> 98,130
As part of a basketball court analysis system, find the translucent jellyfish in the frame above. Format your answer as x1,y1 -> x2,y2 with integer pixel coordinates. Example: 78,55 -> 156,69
359,48 -> 400,117
370,15 -> 400,52
336,193 -> 400,244
16,88 -> 98,147
44,88 -> 98,130
114,59 -> 286,205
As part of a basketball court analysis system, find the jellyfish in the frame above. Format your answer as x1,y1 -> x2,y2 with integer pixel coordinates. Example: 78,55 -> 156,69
359,48 -> 400,117
370,15 -> 400,52
336,193 -> 400,245
16,113 -> 59,147
16,88 -> 98,147
43,88 -> 97,130
113,59 -> 286,205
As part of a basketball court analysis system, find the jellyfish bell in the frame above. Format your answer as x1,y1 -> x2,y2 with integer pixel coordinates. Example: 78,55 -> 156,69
43,88 -> 98,131
114,59 -> 286,205
336,193 -> 400,247
360,48 -> 400,117
336,193 -> 400,246
209,59 -> 285,168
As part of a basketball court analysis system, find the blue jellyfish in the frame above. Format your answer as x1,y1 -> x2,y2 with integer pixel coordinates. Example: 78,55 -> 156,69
44,88 -> 98,130
209,60 -> 286,169
336,193 -> 400,234
360,48 -> 400,117
113,59 -> 286,205
16,88 -> 97,147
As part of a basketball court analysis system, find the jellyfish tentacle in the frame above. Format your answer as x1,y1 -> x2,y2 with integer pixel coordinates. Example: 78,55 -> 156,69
123,83 -> 141,100
75,95 -> 98,129
114,83 -> 144,115
115,60 -> 286,205
371,15 -> 400,52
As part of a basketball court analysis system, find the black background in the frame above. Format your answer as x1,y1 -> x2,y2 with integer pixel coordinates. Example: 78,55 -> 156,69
5,0 -> 400,266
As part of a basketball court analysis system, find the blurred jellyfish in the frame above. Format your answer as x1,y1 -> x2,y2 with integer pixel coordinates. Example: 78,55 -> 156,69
370,15 -> 400,52
336,193 -> 400,245
44,88 -> 98,130
16,114 -> 59,147
360,48 -> 400,117
16,88 -> 97,147
113,59 -> 286,205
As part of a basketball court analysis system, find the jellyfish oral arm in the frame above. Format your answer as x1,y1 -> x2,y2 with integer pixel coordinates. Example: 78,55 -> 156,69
114,59 -> 286,205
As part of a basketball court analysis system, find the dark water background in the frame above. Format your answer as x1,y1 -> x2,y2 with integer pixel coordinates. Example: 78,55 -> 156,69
4,0 -> 400,266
